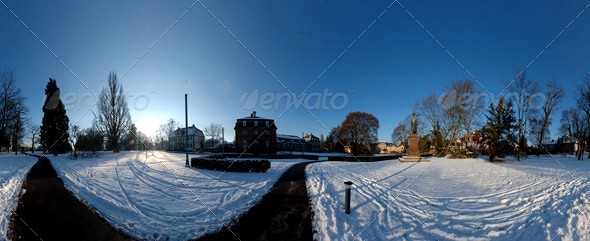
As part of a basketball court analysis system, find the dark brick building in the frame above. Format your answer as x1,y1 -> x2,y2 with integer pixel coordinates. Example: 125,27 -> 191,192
234,111 -> 277,154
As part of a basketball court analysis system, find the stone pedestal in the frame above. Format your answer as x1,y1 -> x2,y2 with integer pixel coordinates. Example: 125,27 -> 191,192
399,133 -> 426,162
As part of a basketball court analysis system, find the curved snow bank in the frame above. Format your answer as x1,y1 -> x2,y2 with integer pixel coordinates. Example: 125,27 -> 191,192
306,156 -> 590,241
48,151 -> 306,240
0,154 -> 36,241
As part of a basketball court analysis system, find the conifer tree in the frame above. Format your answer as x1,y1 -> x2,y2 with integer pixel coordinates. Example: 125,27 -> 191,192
480,97 -> 516,162
40,78 -> 70,154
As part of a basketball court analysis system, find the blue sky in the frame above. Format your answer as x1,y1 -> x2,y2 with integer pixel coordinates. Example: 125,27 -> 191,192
1,0 -> 589,142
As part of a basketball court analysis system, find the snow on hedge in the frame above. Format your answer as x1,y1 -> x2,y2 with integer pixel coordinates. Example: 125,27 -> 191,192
49,151 -> 306,240
0,154 -> 36,241
306,156 -> 590,241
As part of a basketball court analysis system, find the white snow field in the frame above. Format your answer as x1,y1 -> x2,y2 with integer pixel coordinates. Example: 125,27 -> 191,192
0,154 -> 36,241
48,151 -> 308,240
307,155 -> 590,241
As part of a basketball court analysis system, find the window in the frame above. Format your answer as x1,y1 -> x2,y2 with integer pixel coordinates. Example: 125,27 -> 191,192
265,140 -> 269,147
265,121 -> 269,126
254,121 -> 258,127
243,121 -> 246,127
242,130 -> 247,136
254,130 -> 258,136
242,140 -> 247,150
265,131 -> 269,136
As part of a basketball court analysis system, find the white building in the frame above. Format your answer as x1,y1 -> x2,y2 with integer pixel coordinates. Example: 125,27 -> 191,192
168,124 -> 205,151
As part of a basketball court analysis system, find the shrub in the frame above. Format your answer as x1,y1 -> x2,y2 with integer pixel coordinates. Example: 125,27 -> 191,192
191,158 -> 270,172
327,155 -> 401,162
68,151 -> 100,160
448,149 -> 478,159
208,154 -> 318,160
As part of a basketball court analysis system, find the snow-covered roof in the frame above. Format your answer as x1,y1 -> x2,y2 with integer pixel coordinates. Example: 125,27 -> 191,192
237,111 -> 274,121
169,125 -> 203,138
277,134 -> 303,142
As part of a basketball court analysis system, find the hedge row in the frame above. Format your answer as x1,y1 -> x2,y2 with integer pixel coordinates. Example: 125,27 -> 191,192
191,158 -> 271,172
327,155 -> 402,162
208,154 -> 319,160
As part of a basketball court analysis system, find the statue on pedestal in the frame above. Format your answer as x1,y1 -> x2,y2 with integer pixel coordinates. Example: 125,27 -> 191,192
400,112 -> 426,162
411,112 -> 418,134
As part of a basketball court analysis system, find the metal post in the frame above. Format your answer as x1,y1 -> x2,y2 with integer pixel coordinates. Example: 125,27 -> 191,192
185,94 -> 189,167
15,116 -> 19,155
344,181 -> 353,214
222,127 -> 225,155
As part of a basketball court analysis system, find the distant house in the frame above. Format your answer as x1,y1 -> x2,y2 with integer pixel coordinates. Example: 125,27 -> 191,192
460,131 -> 482,150
344,145 -> 352,154
276,133 -> 322,153
234,111 -> 277,154
277,134 -> 306,152
303,134 -> 320,152
168,124 -> 204,151
556,136 -> 579,153
377,141 -> 404,154
541,140 -> 557,152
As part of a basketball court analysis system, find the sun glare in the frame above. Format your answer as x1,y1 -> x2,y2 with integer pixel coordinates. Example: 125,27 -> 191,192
135,117 -> 160,138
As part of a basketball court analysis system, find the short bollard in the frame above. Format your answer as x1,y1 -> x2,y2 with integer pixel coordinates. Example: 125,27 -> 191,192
344,181 -> 354,214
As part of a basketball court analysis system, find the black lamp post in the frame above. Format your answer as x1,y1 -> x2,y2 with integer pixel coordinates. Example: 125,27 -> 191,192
344,181 -> 353,214
185,93 -> 189,167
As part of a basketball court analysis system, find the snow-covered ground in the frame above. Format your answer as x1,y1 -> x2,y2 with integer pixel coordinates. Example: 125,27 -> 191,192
48,151 -> 308,240
307,155 -> 590,241
0,154 -> 36,241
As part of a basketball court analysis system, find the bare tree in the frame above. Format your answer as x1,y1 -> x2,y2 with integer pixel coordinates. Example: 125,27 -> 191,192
156,119 -> 179,150
415,94 -> 442,132
325,125 -> 342,152
28,124 -> 40,153
440,79 -> 484,147
537,81 -> 564,146
506,70 -> 539,160
0,69 -> 28,152
69,125 -> 80,156
97,72 -> 132,151
392,122 -> 409,151
560,108 -> 583,157
203,122 -> 222,148
577,73 -> 590,159
561,107 -> 587,160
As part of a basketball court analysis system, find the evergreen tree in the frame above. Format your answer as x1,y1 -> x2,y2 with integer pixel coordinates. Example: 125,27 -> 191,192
75,126 -> 104,153
480,97 -> 516,162
40,78 -> 70,154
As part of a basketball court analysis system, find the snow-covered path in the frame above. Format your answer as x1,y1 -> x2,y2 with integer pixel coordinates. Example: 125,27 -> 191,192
0,154 -> 36,241
306,156 -> 590,241
48,151 -> 308,240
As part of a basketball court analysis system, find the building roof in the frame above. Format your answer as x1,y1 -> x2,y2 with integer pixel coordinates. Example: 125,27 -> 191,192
277,134 -> 304,142
304,134 -> 319,140
236,111 -> 274,121
169,125 -> 203,138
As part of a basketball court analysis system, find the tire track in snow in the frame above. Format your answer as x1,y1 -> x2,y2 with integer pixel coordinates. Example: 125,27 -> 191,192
113,158 -> 155,220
